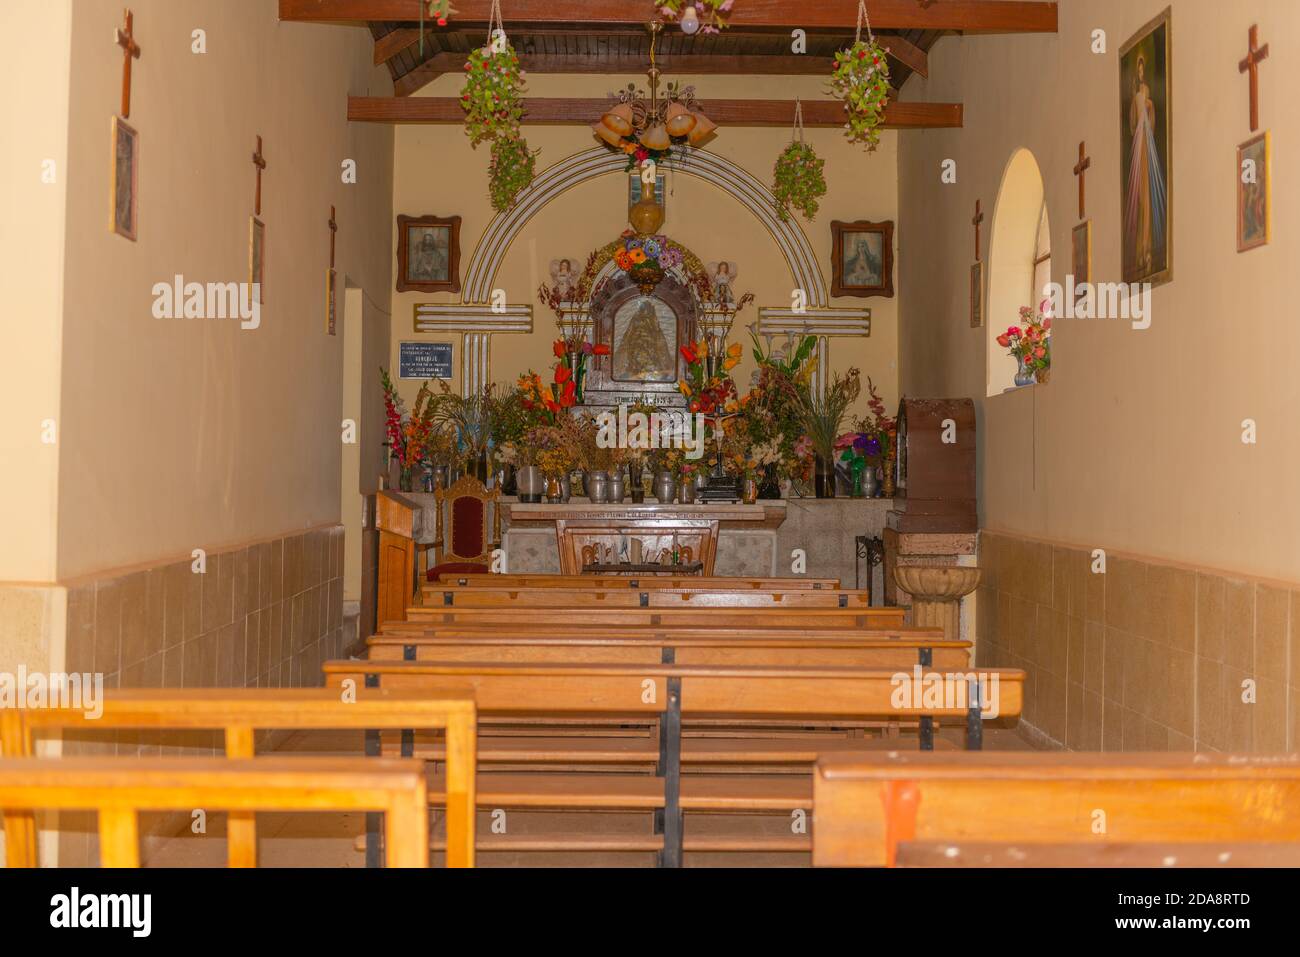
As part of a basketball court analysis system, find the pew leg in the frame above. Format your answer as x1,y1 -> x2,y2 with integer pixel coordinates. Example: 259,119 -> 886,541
966,705 -> 983,750
657,678 -> 683,869
365,728 -> 382,867
918,716 -> 934,751
98,809 -> 141,868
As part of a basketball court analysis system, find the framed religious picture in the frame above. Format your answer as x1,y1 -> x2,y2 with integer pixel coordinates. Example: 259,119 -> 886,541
249,217 -> 265,304
1071,220 -> 1092,307
325,268 -> 338,335
1119,7 -> 1173,287
1237,131 -> 1270,253
396,214 -> 461,293
969,261 -> 984,328
831,220 -> 894,299
110,116 -> 139,241
629,172 -> 666,217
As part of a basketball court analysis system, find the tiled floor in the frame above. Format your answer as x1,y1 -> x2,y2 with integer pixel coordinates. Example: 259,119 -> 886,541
119,724 -> 1039,869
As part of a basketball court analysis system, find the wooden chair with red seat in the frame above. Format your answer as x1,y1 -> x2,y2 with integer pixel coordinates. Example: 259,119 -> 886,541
422,474 -> 502,582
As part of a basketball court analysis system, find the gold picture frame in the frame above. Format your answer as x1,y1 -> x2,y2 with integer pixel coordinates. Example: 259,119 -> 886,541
249,216 -> 265,304
1119,6 -> 1173,287
1237,131 -> 1270,253
110,116 -> 139,241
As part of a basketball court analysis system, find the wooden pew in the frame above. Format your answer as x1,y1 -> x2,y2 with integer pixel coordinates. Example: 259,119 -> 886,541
404,604 -> 905,630
435,574 -> 841,590
812,751 -> 1300,868
323,659 -> 1023,866
1,688 -> 476,869
895,841 -> 1300,868
0,757 -> 428,868
427,585 -> 880,609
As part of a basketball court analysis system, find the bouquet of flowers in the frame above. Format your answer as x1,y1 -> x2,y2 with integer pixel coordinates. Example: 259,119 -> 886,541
678,338 -> 741,416
997,304 -> 1052,382
381,368 -> 440,484
516,369 -> 577,426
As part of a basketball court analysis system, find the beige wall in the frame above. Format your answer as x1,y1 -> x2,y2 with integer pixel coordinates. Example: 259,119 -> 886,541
54,0 -> 395,581
900,0 -> 1300,583
389,73 -> 899,422
0,0 -> 73,584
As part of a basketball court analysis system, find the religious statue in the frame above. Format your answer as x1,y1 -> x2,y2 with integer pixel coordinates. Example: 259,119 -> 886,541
549,258 -> 580,299
706,261 -> 738,305
613,297 -> 676,382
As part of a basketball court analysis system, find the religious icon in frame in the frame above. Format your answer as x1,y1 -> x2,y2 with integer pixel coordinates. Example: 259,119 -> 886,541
831,220 -> 894,299
1119,7 -> 1173,287
249,216 -> 265,304
396,214 -> 461,293
969,260 -> 984,329
1071,220 -> 1092,307
325,268 -> 338,336
110,116 -> 139,241
1237,131 -> 1270,253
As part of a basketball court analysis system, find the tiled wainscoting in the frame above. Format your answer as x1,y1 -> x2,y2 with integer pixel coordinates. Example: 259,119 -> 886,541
64,525 -> 349,690
976,531 -> 1298,753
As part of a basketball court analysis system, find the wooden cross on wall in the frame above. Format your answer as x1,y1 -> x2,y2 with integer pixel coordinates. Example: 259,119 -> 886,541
329,206 -> 338,268
1239,25 -> 1270,132
115,8 -> 142,118
1073,141 -> 1091,220
972,200 -> 984,262
252,136 -> 267,216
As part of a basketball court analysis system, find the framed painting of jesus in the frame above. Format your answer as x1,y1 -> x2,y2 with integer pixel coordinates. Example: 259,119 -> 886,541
1119,8 -> 1173,287
110,116 -> 139,241
1237,132 -> 1270,253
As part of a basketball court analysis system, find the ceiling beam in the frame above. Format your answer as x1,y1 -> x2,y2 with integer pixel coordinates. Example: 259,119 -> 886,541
285,0 -> 1057,33
348,95 -> 963,128
374,27 -> 423,65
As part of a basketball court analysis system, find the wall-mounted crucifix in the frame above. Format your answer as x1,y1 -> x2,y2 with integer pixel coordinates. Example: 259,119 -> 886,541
328,205 -> 338,268
971,200 -> 984,262
252,136 -> 267,216
1239,25 -> 1269,132
115,8 -> 142,118
1073,141 -> 1091,220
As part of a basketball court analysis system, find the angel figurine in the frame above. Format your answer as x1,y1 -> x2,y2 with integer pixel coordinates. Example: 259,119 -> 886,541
549,258 -> 579,300
706,261 -> 738,305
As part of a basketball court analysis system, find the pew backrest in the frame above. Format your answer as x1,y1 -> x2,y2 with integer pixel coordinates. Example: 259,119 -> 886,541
404,605 -> 906,630
813,751 -> 1300,867
428,586 -> 877,609
437,574 -> 841,590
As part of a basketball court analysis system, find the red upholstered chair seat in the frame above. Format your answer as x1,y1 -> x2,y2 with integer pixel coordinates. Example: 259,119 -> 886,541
420,475 -> 500,584
427,561 -> 489,583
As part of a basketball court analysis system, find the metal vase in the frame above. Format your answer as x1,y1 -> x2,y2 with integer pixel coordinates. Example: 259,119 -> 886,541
678,478 -> 697,504
516,465 -> 545,504
607,472 -> 626,503
586,470 -> 610,504
654,470 -> 676,504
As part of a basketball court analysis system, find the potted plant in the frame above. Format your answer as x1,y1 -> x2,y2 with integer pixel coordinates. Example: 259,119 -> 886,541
789,368 -> 861,498
772,102 -> 827,222
381,369 -> 439,492
828,34 -> 892,152
488,135 -> 537,211
997,305 -> 1052,387
460,36 -> 526,148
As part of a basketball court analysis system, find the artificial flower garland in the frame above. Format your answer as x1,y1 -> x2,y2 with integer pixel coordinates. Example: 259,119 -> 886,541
488,135 -> 537,212
828,39 -> 892,151
772,140 -> 827,222
460,42 -> 526,147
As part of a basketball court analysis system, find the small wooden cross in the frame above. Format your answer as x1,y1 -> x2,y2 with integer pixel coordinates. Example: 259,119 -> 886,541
972,200 -> 984,262
1073,141 -> 1091,220
252,136 -> 267,216
328,206 -> 338,268
115,8 -> 142,118
1239,25 -> 1269,132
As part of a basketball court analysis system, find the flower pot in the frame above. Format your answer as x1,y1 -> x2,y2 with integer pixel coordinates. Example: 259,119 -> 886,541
758,462 -> 782,499
1014,356 -> 1036,388
1034,367 -> 1051,385
494,463 -> 516,495
560,473 -> 573,504
432,464 -> 450,491
586,470 -> 610,504
741,475 -> 759,505
517,465 -> 545,504
814,455 -> 836,499
629,465 -> 646,503
654,470 -> 676,504
678,479 -> 697,504
544,475 -> 563,503
399,465 -> 414,493
469,450 -> 490,483
607,472 -> 626,503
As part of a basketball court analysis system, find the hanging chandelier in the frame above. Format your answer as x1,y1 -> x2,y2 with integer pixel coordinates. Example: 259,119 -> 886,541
592,21 -> 719,157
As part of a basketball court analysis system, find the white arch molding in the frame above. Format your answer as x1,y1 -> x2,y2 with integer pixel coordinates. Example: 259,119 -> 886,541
462,147 -> 830,307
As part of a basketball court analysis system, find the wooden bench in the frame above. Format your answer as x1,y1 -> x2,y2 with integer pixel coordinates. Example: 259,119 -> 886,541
404,604 -> 905,630
812,751 -> 1300,867
1,688 -> 476,868
0,757 -> 428,868
436,574 -> 841,590
323,659 -> 1023,866
428,585 -> 879,609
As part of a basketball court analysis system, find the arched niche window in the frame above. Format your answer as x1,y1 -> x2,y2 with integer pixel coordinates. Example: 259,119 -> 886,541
986,148 -> 1049,396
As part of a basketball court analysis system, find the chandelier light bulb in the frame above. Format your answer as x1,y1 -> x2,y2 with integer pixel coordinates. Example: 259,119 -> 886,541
680,6 -> 701,35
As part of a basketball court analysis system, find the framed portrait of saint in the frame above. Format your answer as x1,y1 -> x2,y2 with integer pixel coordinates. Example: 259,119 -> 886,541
1119,7 -> 1172,287
1237,132 -> 1270,253
831,220 -> 894,299
110,116 -> 139,241
396,214 -> 461,293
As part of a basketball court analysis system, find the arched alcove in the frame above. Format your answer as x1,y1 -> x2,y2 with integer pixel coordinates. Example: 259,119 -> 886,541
986,148 -> 1048,396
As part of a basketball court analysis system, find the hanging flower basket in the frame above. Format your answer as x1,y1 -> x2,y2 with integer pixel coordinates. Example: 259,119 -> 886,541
771,103 -> 827,222
488,135 -> 537,211
459,24 -> 526,148
829,40 -> 891,151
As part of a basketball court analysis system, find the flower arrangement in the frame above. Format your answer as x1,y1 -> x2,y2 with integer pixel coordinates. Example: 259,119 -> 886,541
527,425 -> 575,479
461,41 -> 526,147
997,304 -> 1052,383
516,368 -> 578,425
381,368 -> 441,487
828,40 -> 892,151
772,140 -> 827,222
658,0 -> 734,34
488,135 -> 537,211
678,338 -> 741,416
613,231 -> 683,291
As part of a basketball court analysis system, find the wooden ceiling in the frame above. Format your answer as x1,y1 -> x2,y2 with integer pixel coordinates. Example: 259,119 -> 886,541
279,1 -> 1058,127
